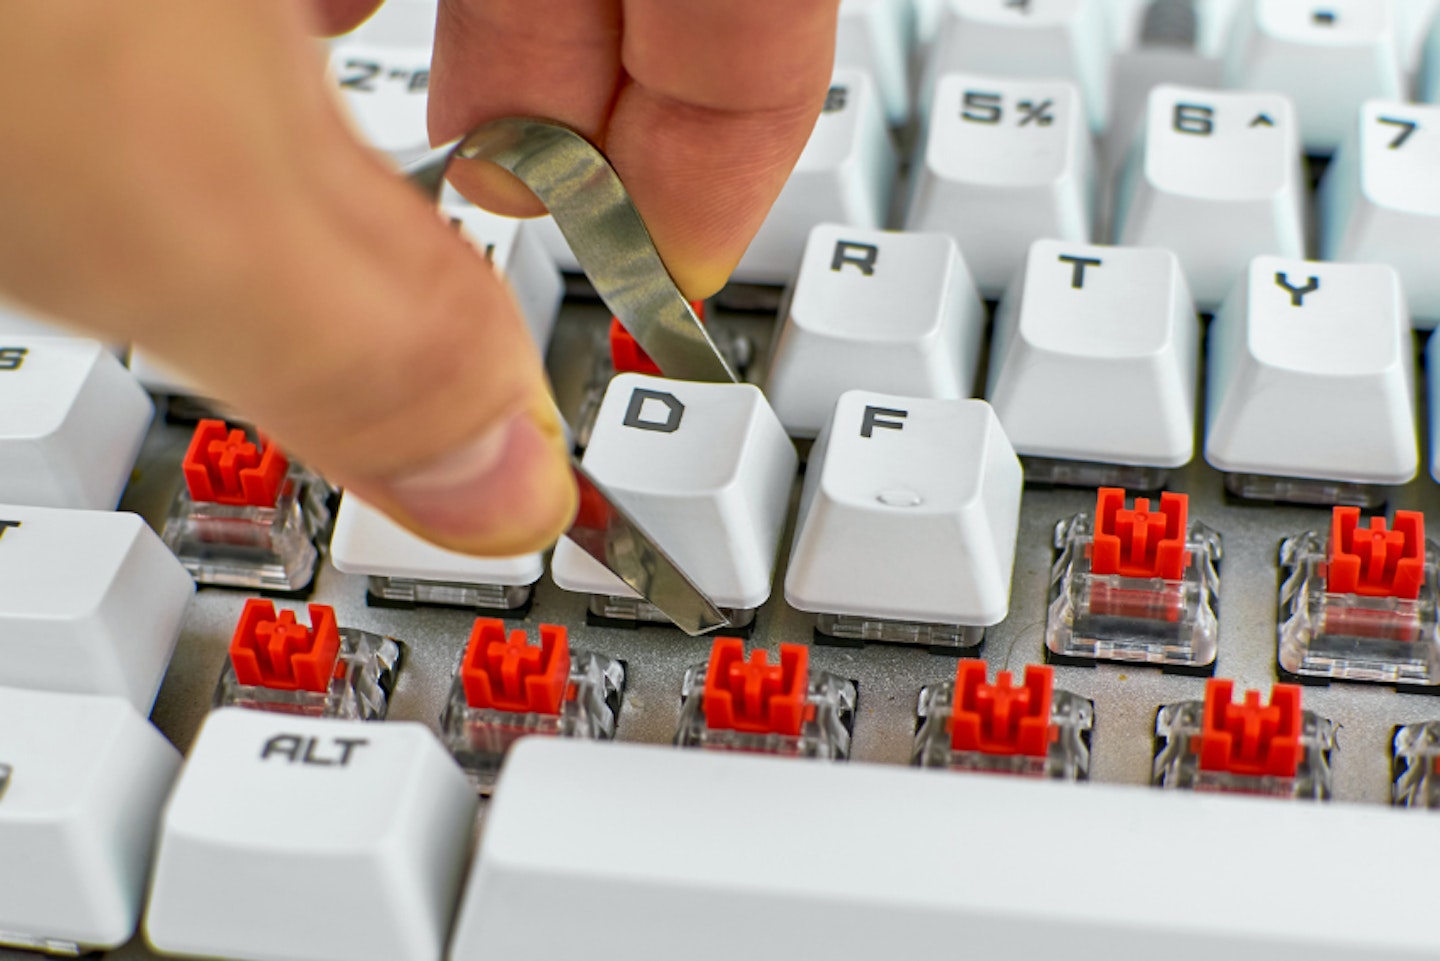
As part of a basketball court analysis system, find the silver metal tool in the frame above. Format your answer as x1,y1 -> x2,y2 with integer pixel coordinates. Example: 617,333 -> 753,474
403,117 -> 734,636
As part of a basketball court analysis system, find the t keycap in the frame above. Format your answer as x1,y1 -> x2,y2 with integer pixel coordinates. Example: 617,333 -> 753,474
764,224 -> 985,438
145,709 -> 477,961
988,239 -> 1200,475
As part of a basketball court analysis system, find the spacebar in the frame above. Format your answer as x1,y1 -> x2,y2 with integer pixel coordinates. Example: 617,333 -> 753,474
454,738 -> 1434,961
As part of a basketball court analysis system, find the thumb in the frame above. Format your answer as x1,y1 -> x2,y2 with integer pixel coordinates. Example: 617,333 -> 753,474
150,146 -> 578,557
0,0 -> 575,557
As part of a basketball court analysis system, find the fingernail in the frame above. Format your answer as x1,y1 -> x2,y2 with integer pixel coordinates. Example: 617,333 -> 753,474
382,409 -> 575,556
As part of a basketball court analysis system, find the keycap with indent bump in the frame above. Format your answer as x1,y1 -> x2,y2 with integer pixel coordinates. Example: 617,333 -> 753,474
785,391 -> 1023,628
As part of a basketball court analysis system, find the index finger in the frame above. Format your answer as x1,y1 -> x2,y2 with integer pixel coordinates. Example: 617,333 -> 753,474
430,0 -> 839,298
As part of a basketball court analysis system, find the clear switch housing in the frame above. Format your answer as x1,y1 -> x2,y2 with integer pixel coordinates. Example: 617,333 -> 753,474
912,662 -> 1092,780
163,419 -> 332,593
1153,680 -> 1335,800
1047,488 -> 1221,673
1278,507 -> 1440,686
439,620 -> 624,793
675,638 -> 856,760
213,600 -> 400,721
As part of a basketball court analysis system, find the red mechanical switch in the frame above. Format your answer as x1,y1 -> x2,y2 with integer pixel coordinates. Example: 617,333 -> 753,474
183,419 -> 289,507
230,600 -> 342,693
610,300 -> 706,376
949,661 -> 1053,757
1325,507 -> 1424,600
1089,487 -> 1189,580
460,619 -> 570,715
1198,679 -> 1303,779
703,638 -> 809,736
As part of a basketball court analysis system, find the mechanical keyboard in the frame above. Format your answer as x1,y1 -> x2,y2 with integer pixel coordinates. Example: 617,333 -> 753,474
8,0 -> 1440,958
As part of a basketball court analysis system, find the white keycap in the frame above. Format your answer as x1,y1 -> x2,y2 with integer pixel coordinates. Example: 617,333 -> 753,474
926,0 -> 1110,131
1113,84 -> 1305,309
907,73 -> 1095,296
1396,0 -> 1440,73
786,392 -> 1022,626
0,337 -> 153,510
1223,0 -> 1402,153
1205,256 -> 1417,484
443,201 -> 564,347
551,374 -> 798,612
987,239 -> 1200,467
330,492 -> 544,586
763,224 -> 986,438
1427,329 -> 1440,482
330,43 -> 432,159
733,70 -> 898,285
453,736 -> 1440,961
0,505 -> 193,712
146,709 -> 477,961
838,0 -> 913,125
0,688 -> 180,953
1320,100 -> 1440,327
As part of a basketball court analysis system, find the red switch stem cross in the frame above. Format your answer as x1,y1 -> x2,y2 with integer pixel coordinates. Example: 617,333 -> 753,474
1089,487 -> 1189,580
949,661 -> 1053,757
1326,507 -> 1425,600
609,300 -> 706,376
229,600 -> 341,693
702,638 -> 809,736
460,619 -> 570,715
182,418 -> 289,507
1198,679 -> 1303,779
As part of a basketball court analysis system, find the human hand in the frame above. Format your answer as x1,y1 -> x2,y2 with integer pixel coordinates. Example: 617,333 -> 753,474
0,0 -> 838,554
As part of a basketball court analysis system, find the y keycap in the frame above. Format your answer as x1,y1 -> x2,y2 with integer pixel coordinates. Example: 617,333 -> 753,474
1205,256 -> 1417,494
145,709 -> 477,961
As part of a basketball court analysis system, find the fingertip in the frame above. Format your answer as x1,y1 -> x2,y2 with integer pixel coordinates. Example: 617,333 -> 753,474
363,402 -> 577,559
307,0 -> 386,36
444,161 -> 548,220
